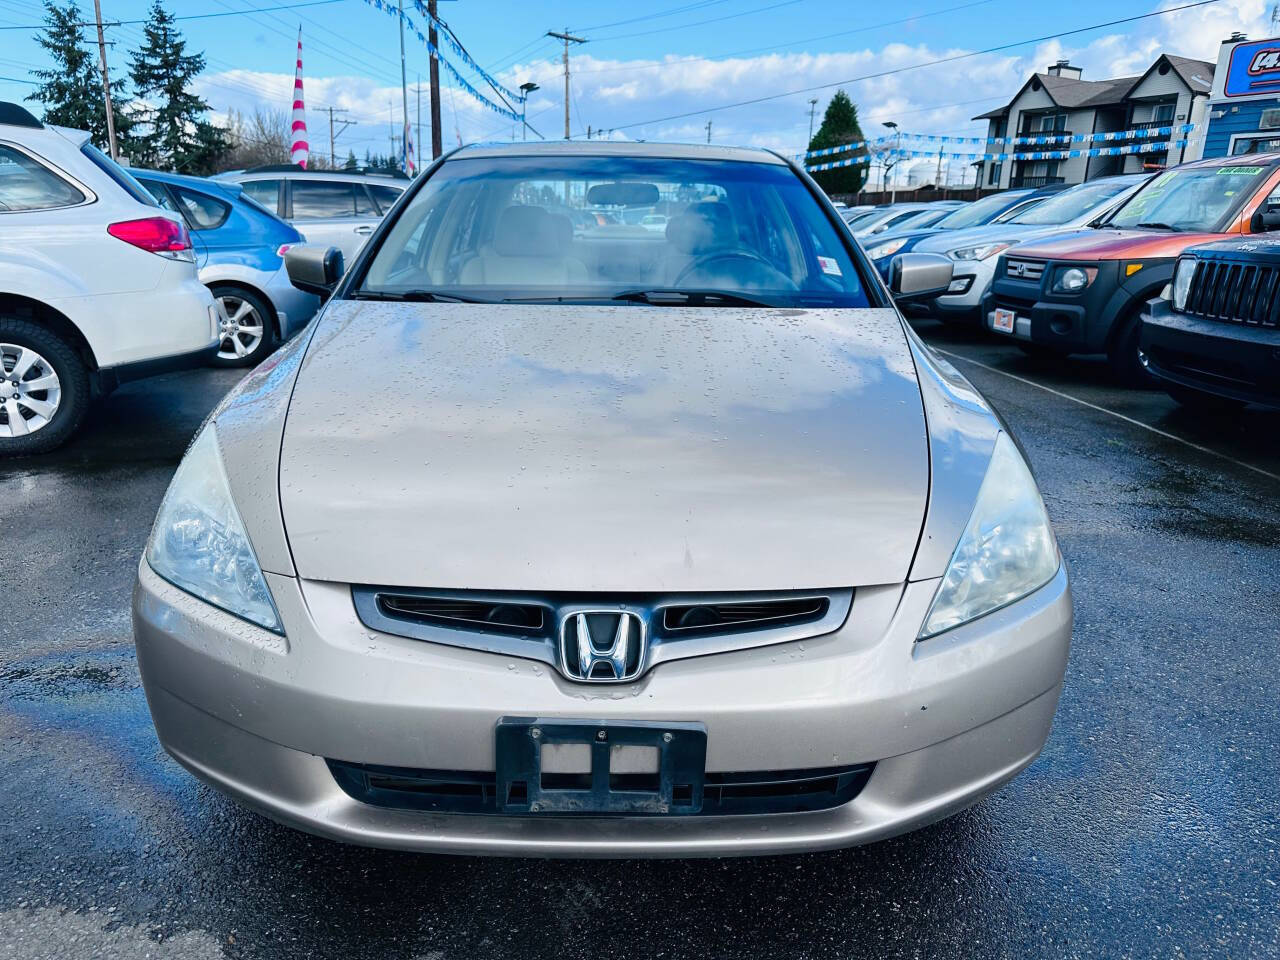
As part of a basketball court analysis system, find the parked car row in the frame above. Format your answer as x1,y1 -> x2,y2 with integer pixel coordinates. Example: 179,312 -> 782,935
856,155 -> 1280,409
0,102 -> 407,454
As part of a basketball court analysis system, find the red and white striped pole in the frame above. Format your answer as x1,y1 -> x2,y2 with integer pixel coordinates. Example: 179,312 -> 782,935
290,28 -> 309,168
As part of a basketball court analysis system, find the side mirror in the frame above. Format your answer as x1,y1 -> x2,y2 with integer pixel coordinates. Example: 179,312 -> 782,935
889,252 -> 954,302
1250,208 -> 1280,233
286,244 -> 344,299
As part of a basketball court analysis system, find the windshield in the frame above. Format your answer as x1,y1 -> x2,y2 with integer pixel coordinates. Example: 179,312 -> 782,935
934,192 -> 1025,230
1104,165 -> 1269,232
1009,178 -> 1139,226
358,155 -> 871,307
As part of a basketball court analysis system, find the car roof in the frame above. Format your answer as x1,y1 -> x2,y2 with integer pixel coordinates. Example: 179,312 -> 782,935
131,167 -> 244,197
453,140 -> 788,165
1175,152 -> 1280,169
227,168 -> 408,184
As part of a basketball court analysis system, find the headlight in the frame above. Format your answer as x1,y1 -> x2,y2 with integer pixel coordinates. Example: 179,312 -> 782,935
146,424 -> 283,632
1172,257 -> 1196,311
866,237 -> 908,260
919,432 -> 1060,639
947,242 -> 1010,262
1051,266 -> 1090,293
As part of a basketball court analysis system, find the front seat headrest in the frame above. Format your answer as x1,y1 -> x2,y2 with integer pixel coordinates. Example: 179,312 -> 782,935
493,205 -> 569,258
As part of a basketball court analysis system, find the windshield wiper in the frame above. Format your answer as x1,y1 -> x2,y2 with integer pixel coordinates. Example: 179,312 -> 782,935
1135,222 -> 1181,232
351,289 -> 486,303
607,289 -> 778,308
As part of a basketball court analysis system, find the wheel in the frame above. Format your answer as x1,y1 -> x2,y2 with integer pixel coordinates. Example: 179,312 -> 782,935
210,286 -> 274,367
1165,383 -> 1246,413
0,317 -> 90,457
1106,308 -> 1156,386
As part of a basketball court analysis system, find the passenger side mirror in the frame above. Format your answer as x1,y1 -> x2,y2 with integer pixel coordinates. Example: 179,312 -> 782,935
286,245 -> 344,299
888,253 -> 953,302
1250,207 -> 1280,233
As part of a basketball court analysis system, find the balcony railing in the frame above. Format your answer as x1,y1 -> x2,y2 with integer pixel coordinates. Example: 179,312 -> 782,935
1009,175 -> 1066,188
1015,130 -> 1073,141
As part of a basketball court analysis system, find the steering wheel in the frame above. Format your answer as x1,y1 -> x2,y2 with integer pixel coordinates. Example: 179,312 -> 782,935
674,250 -> 794,289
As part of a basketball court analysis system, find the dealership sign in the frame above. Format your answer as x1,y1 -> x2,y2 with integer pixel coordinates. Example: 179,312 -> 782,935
1224,37 -> 1280,98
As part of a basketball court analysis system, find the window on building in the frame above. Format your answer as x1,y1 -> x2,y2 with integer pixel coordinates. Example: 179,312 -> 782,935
988,163 -> 1003,185
1153,102 -> 1175,124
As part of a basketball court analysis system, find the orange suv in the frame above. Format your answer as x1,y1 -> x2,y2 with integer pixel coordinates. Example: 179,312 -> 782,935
987,154 -> 1280,381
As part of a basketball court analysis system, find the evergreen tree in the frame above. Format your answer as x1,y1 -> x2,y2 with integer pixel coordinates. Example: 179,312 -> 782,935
344,149 -> 358,170
26,0 -> 129,149
805,90 -> 866,196
125,1 -> 226,173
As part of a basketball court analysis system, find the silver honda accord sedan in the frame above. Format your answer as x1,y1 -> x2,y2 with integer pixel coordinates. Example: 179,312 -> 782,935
132,141 -> 1071,857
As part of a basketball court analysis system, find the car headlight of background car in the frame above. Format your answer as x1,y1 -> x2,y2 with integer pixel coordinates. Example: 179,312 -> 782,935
1171,257 -> 1196,311
146,424 -> 283,633
919,432 -> 1060,639
865,237 -> 909,260
947,242 -> 1010,262
1050,265 -> 1097,294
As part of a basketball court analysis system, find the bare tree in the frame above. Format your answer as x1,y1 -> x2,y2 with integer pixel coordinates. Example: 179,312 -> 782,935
220,107 -> 290,169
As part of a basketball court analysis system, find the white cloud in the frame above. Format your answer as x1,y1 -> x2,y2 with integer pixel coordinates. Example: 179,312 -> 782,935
195,0 -> 1265,161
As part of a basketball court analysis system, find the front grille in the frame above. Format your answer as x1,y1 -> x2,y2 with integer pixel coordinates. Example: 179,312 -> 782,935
660,596 -> 828,635
1185,259 -> 1280,327
377,593 -> 550,637
326,759 -> 875,817
1005,258 -> 1046,282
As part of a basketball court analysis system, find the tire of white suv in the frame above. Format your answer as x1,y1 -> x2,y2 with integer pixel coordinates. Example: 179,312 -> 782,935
210,285 -> 275,368
0,317 -> 90,457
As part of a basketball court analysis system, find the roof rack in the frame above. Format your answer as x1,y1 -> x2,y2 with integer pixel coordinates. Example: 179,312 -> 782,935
0,102 -> 44,129
241,163 -> 409,179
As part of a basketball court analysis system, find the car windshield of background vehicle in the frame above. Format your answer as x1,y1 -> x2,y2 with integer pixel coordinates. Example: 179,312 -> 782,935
0,145 -> 85,210
1103,165 -> 1269,232
934,191 -> 1022,230
1009,179 -> 1138,226
358,156 -> 871,308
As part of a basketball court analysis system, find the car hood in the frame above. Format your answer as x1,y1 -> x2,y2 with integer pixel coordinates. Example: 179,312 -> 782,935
914,221 -> 1068,254
278,301 -> 930,592
999,227 -> 1231,261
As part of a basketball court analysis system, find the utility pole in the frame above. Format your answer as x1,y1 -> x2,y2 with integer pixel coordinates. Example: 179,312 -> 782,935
326,107 -> 353,168
428,0 -> 443,159
807,98 -> 818,144
705,119 -> 712,143
416,74 -> 421,172
547,29 -> 585,139
935,145 -> 943,190
92,0 -> 118,160
397,0 -> 409,170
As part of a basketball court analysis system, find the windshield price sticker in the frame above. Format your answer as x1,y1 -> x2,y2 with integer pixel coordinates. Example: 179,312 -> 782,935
1217,166 -> 1263,176
817,255 -> 843,276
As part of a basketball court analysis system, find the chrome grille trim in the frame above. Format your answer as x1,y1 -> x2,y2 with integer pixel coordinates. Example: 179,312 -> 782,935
1184,259 -> 1280,327
352,587 -> 854,680
1005,258 -> 1046,282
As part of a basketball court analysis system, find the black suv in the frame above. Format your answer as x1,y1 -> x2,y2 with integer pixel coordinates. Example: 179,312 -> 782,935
1141,237 -> 1280,409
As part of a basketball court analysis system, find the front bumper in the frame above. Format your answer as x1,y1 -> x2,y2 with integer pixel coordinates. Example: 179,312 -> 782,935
1141,299 -> 1280,407
133,560 -> 1072,857
924,257 -> 996,320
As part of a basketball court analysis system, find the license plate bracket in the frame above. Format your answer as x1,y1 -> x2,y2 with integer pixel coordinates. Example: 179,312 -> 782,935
992,307 -> 1017,334
496,717 -> 707,815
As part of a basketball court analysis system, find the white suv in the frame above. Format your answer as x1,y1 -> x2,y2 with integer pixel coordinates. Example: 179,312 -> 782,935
223,167 -> 406,261
0,103 -> 220,456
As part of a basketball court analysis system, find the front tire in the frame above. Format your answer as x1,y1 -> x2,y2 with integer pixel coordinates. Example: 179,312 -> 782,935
0,317 -> 90,457
1106,308 -> 1156,386
211,285 -> 274,367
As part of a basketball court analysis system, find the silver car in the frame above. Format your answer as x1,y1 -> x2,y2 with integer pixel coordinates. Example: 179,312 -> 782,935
133,142 -> 1071,857
224,167 -> 407,263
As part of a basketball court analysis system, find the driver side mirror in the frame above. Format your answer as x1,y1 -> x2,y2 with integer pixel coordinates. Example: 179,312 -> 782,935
889,253 -> 953,302
286,244 -> 345,299
1251,207 -> 1280,233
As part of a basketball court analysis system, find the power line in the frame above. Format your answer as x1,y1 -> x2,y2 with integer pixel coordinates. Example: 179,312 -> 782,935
0,0 -> 346,30
571,0 -> 995,77
572,0 -> 733,33
589,0 -> 806,44
596,0 -> 1224,136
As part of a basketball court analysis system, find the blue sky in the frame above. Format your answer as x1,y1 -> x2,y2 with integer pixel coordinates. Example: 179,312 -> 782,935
0,0 -> 1266,178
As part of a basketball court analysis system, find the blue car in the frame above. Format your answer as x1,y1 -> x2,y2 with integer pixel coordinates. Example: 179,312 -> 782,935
861,185 -> 1069,280
133,169 -> 320,366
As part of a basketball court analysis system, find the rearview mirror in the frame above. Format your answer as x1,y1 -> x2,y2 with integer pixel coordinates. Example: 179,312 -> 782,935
1250,208 -> 1280,233
889,253 -> 953,302
286,244 -> 344,299
586,181 -> 660,207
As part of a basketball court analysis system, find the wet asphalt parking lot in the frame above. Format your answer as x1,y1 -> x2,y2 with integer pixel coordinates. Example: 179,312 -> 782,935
1,319 -> 1278,960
